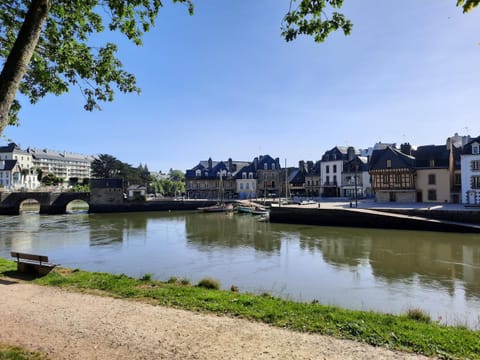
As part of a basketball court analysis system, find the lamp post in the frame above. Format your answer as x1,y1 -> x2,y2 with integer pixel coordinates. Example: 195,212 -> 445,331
354,164 -> 358,208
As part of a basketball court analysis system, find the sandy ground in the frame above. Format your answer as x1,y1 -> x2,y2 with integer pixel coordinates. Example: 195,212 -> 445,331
1,280 -> 431,360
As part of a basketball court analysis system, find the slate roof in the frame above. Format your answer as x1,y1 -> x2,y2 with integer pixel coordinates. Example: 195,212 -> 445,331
0,160 -> 19,171
0,143 -> 29,155
344,156 -> 369,172
462,136 -> 480,155
413,145 -> 450,168
369,147 -> 415,171
235,163 -> 257,179
27,147 -> 94,162
321,146 -> 357,162
186,159 -> 250,179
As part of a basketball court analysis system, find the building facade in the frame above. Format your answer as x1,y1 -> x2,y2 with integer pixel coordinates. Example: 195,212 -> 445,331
27,148 -> 94,182
460,136 -> 480,205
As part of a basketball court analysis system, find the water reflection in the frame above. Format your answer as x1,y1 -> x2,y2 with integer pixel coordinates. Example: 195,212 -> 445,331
1,211 -> 480,327
185,213 -> 281,253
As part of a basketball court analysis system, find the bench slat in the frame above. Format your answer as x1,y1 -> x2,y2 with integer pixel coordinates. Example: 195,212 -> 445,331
11,251 -> 49,263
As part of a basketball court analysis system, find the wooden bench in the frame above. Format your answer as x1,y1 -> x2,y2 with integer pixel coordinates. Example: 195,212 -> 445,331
11,251 -> 56,276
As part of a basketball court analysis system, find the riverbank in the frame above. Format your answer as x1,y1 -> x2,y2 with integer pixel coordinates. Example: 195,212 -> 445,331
1,259 -> 478,359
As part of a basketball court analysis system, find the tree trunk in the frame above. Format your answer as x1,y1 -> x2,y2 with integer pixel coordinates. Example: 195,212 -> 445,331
0,0 -> 50,135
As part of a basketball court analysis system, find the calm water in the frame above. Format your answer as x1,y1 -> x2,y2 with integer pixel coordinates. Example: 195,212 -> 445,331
1,211 -> 480,328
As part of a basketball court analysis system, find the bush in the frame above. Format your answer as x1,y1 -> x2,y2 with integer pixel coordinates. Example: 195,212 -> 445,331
406,308 -> 431,323
197,277 -> 220,290
140,273 -> 153,281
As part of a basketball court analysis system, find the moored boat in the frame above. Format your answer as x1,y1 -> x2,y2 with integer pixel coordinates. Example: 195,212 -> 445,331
198,203 -> 234,213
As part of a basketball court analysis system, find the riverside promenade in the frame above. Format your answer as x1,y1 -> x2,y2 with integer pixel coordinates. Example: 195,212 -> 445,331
269,200 -> 480,233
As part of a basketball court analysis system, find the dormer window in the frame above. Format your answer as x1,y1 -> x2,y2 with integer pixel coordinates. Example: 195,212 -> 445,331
271,163 -> 275,170
195,169 -> 201,177
473,143 -> 479,155
248,172 -> 253,179
386,160 -> 392,168
264,163 -> 268,170
429,159 -> 435,167
242,172 -> 247,179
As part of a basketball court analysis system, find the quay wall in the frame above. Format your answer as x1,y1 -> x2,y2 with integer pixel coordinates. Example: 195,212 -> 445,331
89,200 -> 218,213
372,208 -> 480,225
269,207 -> 480,233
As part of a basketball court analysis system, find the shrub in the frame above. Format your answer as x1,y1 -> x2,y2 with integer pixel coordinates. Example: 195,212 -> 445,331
180,278 -> 191,286
197,277 -> 220,290
167,276 -> 178,284
406,308 -> 431,323
140,273 -> 153,281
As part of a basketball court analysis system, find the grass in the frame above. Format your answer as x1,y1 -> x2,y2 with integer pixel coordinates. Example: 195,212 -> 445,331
0,344 -> 48,360
1,258 -> 479,359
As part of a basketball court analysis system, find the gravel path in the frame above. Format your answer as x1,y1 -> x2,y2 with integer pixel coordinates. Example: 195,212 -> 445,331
1,281 -> 431,360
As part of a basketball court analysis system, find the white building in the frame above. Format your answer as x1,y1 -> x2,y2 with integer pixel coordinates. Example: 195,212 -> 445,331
0,143 -> 39,189
27,148 -> 94,182
461,136 -> 480,205
0,160 -> 22,190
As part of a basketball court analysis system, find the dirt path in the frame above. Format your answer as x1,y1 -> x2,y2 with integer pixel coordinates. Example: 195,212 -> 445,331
1,281 -> 430,360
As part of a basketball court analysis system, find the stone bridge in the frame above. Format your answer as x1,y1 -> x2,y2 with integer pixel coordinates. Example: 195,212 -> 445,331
0,192 -> 90,215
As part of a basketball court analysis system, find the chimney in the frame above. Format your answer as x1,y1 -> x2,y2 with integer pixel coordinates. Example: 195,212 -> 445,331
400,143 -> 412,155
228,158 -> 233,171
275,157 -> 280,168
254,157 -> 258,170
299,160 -> 305,173
208,157 -> 212,170
347,146 -> 355,161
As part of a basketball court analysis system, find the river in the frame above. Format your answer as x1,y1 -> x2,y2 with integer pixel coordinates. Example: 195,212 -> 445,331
1,211 -> 479,329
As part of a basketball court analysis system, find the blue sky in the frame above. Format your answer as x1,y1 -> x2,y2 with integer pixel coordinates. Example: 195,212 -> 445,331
2,0 -> 480,172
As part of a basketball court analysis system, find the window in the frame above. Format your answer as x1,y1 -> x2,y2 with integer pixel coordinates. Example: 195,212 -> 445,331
242,172 -> 247,179
454,173 -> 461,186
246,183 -> 249,190
472,176 -> 480,189
195,169 -> 201,176
473,143 -> 480,155
429,159 -> 435,167
428,190 -> 437,201
333,175 -> 337,184
248,172 -> 253,179
472,161 -> 480,171
333,164 -> 337,173
264,163 -> 268,170
428,174 -> 436,185
240,183 -> 244,190
271,163 -> 275,170
326,165 -> 330,174
386,160 -> 392,168
326,176 -> 330,184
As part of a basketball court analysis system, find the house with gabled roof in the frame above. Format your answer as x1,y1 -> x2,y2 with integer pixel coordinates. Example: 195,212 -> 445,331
0,160 -> 22,190
413,144 -> 452,203
342,156 -> 370,199
185,157 -> 249,199
369,144 -> 416,202
235,162 -> 257,200
255,155 -> 282,198
320,146 -> 357,197
304,161 -> 321,197
460,136 -> 480,205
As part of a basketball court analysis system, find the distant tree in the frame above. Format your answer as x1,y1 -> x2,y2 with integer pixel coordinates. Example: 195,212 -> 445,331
41,172 -> 62,186
168,169 -> 185,182
91,154 -> 123,178
35,167 -> 43,181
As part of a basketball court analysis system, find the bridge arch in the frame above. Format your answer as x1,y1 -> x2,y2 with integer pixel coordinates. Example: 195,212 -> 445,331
0,192 -> 90,215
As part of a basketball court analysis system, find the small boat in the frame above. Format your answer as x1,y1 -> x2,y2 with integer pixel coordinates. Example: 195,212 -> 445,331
198,203 -> 234,213
236,204 -> 269,216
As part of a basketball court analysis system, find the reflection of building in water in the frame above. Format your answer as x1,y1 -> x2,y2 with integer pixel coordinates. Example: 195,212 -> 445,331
368,232 -> 480,299
297,228 -> 372,268
462,245 -> 480,300
185,213 -> 281,253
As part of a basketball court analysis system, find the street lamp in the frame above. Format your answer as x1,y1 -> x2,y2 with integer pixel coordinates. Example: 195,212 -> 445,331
354,164 -> 358,208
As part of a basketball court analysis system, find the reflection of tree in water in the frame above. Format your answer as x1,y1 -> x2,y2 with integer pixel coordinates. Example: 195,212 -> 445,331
368,230 -> 480,299
185,213 -> 281,253
88,213 -> 125,246
295,226 -> 372,268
